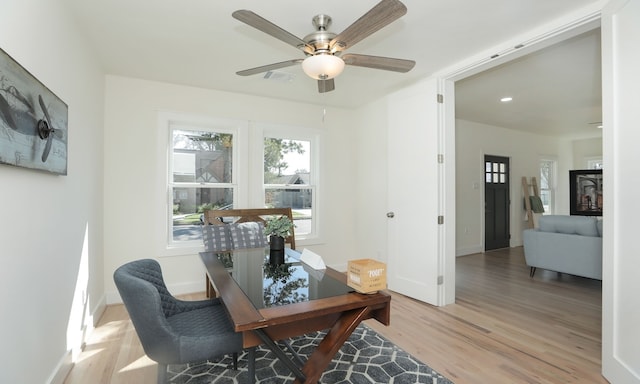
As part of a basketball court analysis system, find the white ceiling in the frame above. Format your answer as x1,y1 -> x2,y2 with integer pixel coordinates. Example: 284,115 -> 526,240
455,28 -> 602,139
62,0 -> 602,138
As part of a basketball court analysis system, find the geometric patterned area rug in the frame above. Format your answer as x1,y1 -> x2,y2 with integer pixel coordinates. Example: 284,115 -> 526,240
168,324 -> 454,383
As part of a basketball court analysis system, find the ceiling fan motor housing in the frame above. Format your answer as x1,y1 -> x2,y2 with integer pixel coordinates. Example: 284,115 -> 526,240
304,15 -> 339,55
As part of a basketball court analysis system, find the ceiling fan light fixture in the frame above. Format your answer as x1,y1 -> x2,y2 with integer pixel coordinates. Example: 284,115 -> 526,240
302,54 -> 345,80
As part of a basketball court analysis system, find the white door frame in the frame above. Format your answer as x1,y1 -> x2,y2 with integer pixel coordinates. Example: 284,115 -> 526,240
437,7 -> 602,306
437,2 -> 640,382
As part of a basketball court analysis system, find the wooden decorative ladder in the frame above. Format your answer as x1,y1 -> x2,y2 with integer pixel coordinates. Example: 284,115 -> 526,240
522,176 -> 540,229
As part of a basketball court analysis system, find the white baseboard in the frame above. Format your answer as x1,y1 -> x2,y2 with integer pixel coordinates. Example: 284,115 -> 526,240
47,350 -> 73,384
92,294 -> 107,325
107,280 -> 204,305
168,281 -> 206,296
49,294 -> 107,384
456,245 -> 483,256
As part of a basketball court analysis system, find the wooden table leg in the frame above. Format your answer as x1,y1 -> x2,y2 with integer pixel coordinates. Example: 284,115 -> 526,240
205,274 -> 216,298
295,306 -> 372,384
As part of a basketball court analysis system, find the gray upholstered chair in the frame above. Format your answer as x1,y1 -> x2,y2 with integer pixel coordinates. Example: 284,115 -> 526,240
113,259 -> 249,384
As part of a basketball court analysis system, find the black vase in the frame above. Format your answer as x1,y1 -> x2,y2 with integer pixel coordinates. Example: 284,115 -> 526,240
270,235 -> 285,251
269,250 -> 285,265
269,235 -> 285,264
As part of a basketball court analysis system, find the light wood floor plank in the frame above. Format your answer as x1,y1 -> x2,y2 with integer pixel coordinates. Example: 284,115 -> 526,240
64,248 -> 606,383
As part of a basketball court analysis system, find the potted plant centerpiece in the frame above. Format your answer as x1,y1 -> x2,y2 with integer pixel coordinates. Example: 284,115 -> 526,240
265,215 -> 294,264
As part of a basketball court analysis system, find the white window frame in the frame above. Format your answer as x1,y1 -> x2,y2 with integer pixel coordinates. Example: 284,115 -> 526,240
585,156 -> 603,169
539,157 -> 557,215
157,114 -> 322,256
259,123 -> 322,244
156,112 -> 248,257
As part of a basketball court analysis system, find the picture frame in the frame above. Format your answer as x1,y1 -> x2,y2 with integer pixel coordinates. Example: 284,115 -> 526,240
569,169 -> 602,216
0,46 -> 68,175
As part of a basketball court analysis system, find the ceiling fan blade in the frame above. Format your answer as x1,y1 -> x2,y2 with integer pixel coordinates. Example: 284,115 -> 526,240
330,0 -> 407,52
317,78 -> 335,93
233,10 -> 313,54
236,59 -> 303,76
342,53 -> 415,72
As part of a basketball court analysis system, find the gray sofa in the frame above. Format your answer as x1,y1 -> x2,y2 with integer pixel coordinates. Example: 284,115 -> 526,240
522,215 -> 602,280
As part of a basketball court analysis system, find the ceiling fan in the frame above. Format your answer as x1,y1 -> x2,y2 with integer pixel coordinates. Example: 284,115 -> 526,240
233,0 -> 415,93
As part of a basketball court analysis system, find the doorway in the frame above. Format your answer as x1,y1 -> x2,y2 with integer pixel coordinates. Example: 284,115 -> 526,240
484,155 -> 510,250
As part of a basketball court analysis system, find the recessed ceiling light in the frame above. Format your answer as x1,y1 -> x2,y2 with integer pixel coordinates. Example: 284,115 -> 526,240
500,97 -> 513,102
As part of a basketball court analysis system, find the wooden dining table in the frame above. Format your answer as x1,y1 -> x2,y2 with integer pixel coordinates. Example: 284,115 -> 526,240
199,248 -> 391,384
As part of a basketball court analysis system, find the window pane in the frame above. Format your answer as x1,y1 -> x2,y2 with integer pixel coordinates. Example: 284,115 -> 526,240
485,162 -> 492,172
587,159 -> 603,169
172,187 -> 233,241
539,159 -> 556,215
540,190 -> 551,213
172,129 -> 233,183
265,188 -> 312,235
264,138 -> 310,185
500,174 -> 506,183
540,165 -> 550,189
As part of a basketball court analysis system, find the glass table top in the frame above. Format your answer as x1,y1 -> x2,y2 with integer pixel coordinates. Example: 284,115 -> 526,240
215,248 -> 354,309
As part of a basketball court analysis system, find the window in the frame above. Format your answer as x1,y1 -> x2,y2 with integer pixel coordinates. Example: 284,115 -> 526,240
586,158 -> 603,170
263,133 -> 318,239
159,113 -> 321,253
169,125 -> 237,246
539,158 -> 556,214
485,160 -> 507,184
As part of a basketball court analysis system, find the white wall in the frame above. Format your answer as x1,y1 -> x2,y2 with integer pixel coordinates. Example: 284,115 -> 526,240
103,75 -> 358,299
454,119 -> 572,255
601,0 -> 640,380
573,137 -> 603,168
353,98 -> 389,263
0,1 -> 105,383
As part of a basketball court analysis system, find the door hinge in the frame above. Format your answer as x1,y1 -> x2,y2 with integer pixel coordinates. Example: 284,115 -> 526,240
437,94 -> 444,103
438,154 -> 444,164
438,215 -> 444,224
437,275 -> 444,285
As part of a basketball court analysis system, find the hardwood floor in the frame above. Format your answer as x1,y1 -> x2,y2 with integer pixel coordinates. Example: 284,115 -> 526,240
64,247 -> 606,383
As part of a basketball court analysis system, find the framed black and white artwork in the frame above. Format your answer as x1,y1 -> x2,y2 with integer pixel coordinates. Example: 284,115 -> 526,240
0,47 -> 68,175
569,169 -> 603,216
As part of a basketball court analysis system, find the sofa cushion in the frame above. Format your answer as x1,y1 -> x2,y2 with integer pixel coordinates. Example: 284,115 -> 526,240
538,215 -> 599,237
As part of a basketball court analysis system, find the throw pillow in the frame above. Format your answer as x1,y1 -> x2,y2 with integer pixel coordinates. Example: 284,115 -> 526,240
230,222 -> 268,249
202,225 -> 233,252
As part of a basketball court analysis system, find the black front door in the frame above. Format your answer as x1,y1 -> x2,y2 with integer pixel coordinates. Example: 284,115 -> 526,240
484,155 -> 510,251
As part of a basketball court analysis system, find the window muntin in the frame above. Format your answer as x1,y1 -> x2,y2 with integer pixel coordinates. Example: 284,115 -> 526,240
485,160 -> 507,184
169,127 -> 236,245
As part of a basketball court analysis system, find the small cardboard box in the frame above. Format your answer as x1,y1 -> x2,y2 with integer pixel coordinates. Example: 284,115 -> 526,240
347,259 -> 387,293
